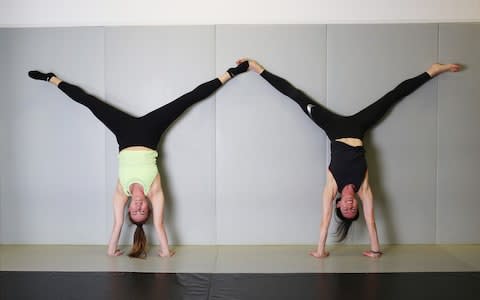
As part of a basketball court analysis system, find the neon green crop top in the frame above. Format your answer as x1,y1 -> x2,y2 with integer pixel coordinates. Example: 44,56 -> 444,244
118,149 -> 158,196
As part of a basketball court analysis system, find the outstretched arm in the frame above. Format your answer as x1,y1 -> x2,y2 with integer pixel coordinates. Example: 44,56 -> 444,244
148,175 -> 175,257
310,171 -> 338,258
107,182 -> 129,256
357,172 -> 382,258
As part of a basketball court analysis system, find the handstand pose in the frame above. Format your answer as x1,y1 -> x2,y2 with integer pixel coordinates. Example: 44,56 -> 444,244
28,62 -> 249,258
240,58 -> 460,258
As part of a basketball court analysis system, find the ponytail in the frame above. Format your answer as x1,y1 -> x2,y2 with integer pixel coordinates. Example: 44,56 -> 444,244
128,215 -> 148,259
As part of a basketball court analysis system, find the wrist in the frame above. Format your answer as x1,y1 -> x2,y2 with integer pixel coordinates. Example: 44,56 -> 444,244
112,221 -> 123,230
107,246 -> 116,255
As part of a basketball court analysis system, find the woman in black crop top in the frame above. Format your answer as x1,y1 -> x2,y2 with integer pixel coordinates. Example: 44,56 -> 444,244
239,58 -> 461,258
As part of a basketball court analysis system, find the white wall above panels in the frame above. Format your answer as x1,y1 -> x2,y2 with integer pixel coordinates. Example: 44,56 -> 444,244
0,0 -> 479,27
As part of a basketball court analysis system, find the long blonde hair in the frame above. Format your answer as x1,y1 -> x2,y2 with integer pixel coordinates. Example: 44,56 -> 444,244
128,214 -> 147,259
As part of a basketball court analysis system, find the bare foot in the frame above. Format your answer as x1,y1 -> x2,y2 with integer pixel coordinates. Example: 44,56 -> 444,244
427,63 -> 462,77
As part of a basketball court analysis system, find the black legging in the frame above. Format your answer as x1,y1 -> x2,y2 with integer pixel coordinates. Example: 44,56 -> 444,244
58,78 -> 222,150
260,70 -> 432,140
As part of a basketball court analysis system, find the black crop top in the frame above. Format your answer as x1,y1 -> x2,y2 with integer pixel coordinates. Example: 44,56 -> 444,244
328,141 -> 367,192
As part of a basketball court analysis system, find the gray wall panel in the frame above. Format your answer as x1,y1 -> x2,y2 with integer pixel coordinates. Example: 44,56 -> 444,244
104,27 -> 217,245
0,30 -> 5,242
0,28 -> 106,243
327,24 -> 438,244
1,24 -> 479,246
437,24 -> 480,243
215,25 -> 327,244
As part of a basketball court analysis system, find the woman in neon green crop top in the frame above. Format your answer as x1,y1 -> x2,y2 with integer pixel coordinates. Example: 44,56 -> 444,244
29,62 -> 250,258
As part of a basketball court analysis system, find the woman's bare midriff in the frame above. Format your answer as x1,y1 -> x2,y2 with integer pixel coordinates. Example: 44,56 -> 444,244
335,137 -> 363,147
120,146 -> 155,153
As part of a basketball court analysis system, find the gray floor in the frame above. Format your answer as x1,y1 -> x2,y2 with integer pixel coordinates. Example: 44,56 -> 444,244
1,245 -> 479,273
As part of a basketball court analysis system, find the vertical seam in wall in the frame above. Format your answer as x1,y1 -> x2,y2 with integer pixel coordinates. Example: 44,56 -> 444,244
0,75 -> 3,241
103,26 -> 109,242
434,23 -> 440,244
213,25 -> 218,245
0,112 -> 3,241
325,25 -> 329,175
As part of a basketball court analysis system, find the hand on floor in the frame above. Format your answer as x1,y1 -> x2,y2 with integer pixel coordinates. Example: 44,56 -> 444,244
309,250 -> 329,258
362,250 -> 383,258
108,249 -> 124,256
158,250 -> 176,258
